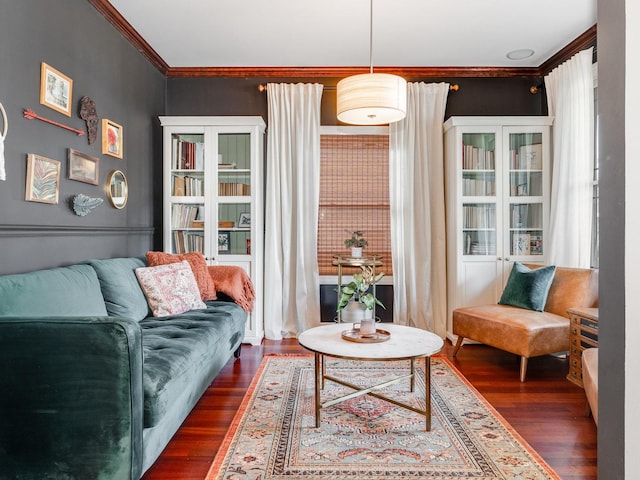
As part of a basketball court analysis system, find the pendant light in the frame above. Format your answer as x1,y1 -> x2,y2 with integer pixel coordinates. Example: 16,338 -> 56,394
336,0 -> 407,125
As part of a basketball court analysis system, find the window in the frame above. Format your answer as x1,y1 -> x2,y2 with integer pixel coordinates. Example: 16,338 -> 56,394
317,128 -> 392,276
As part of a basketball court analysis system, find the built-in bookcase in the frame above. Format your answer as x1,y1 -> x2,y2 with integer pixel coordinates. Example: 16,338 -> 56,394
444,116 -> 552,341
160,116 -> 266,345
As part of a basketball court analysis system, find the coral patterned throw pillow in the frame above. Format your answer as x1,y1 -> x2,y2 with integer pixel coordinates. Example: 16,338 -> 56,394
135,261 -> 206,317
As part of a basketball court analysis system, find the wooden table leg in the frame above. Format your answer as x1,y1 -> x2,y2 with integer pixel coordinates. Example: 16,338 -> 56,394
410,358 -> 415,392
314,352 -> 321,428
425,356 -> 431,431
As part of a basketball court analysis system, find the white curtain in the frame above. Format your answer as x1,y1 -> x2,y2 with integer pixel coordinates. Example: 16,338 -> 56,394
264,83 -> 324,339
544,47 -> 595,268
389,82 -> 449,336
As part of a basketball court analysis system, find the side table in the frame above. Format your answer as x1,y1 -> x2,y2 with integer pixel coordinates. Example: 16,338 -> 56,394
567,307 -> 599,387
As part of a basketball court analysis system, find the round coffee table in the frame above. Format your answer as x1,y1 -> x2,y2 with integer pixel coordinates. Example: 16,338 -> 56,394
297,323 -> 444,430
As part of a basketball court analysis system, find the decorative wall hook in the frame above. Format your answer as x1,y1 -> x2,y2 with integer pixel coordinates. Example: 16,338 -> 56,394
24,108 -> 85,136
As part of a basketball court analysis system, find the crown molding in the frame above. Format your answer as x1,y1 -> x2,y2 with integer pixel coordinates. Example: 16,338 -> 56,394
88,0 -> 169,75
90,1 -> 596,80
539,24 -> 597,75
166,65 -> 542,79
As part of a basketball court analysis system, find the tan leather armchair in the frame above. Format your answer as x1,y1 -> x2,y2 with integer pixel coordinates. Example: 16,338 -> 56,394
452,266 -> 598,381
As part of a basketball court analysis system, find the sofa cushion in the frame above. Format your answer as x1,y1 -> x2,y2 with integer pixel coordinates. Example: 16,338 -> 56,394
453,304 -> 570,357
135,261 -> 206,317
543,266 -> 598,318
499,262 -> 556,311
139,301 -> 246,427
85,257 -> 150,321
0,264 -> 107,317
146,251 -> 217,301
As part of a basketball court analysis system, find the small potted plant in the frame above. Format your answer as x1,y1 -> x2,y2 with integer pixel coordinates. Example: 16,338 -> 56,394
337,265 -> 385,334
344,230 -> 368,257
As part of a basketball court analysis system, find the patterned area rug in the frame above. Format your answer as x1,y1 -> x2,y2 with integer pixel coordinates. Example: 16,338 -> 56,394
206,354 -> 559,480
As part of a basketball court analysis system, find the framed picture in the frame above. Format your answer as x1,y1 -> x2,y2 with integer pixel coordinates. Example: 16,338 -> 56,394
39,62 -> 73,117
68,149 -> 99,185
512,233 -> 531,256
238,212 -> 251,228
102,119 -> 123,158
218,232 -> 230,252
518,143 -> 543,170
25,154 -> 61,204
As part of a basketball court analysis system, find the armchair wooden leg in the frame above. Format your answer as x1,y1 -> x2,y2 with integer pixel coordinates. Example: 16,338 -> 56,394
519,356 -> 528,382
452,336 -> 464,356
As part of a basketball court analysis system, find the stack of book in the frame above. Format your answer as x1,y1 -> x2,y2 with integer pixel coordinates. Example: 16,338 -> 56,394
171,204 -> 202,229
173,175 -> 204,196
218,183 -> 251,196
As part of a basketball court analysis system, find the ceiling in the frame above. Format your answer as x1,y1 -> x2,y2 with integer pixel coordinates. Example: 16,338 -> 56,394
104,0 -> 596,73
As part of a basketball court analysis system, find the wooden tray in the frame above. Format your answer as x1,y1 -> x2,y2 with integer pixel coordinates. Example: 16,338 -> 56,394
341,328 -> 390,343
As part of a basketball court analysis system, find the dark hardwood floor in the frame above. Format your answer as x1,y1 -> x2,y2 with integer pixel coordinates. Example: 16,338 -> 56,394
142,338 -> 597,480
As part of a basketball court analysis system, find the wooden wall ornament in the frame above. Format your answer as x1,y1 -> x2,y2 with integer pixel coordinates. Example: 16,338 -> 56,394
79,96 -> 99,144
23,108 -> 85,136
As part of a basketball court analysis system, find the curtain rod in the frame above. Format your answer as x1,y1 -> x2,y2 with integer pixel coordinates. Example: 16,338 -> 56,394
258,83 -> 459,92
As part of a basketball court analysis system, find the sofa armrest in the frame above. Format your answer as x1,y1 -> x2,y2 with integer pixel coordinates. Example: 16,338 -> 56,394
0,316 -> 144,480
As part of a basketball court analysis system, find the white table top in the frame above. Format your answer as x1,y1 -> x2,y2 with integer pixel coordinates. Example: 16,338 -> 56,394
298,323 -> 444,360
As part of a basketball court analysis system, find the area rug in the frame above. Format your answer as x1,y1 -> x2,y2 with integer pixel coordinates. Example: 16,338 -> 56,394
206,354 -> 559,480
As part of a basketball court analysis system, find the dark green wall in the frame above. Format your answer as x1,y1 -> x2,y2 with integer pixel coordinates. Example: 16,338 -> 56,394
166,76 -> 544,122
0,2 -> 546,279
0,0 -> 165,274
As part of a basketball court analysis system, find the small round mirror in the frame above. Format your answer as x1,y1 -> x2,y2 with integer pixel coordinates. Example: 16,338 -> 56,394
107,170 -> 128,209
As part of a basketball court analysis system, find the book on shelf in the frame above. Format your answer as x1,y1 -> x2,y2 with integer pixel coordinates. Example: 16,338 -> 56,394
519,144 -> 543,170
462,144 -> 495,170
462,205 -> 495,229
529,235 -> 543,255
173,175 -> 185,196
173,230 -> 204,254
463,177 -> 495,196
172,136 -> 205,170
464,232 -> 496,255
171,204 -> 203,228
172,175 -> 204,196
218,182 -> 251,196
218,163 -> 237,169
511,204 -> 542,229
510,144 -> 543,170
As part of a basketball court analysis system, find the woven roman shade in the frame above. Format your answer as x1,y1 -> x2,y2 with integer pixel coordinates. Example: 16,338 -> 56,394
318,134 -> 391,276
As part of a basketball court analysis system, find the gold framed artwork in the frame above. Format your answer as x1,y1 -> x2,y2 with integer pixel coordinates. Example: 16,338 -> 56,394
102,118 -> 123,158
68,149 -> 99,185
39,63 -> 73,117
25,153 -> 61,204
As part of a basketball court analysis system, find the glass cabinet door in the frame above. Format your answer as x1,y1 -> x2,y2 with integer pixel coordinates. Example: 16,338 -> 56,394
461,132 -> 497,256
507,132 -> 545,257
216,132 -> 252,257
170,132 -> 205,254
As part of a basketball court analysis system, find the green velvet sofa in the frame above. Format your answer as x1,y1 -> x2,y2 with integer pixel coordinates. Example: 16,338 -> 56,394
0,257 -> 247,479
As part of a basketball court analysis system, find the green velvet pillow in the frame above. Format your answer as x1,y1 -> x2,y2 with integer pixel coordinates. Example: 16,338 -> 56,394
84,257 -> 150,321
498,262 -> 556,312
